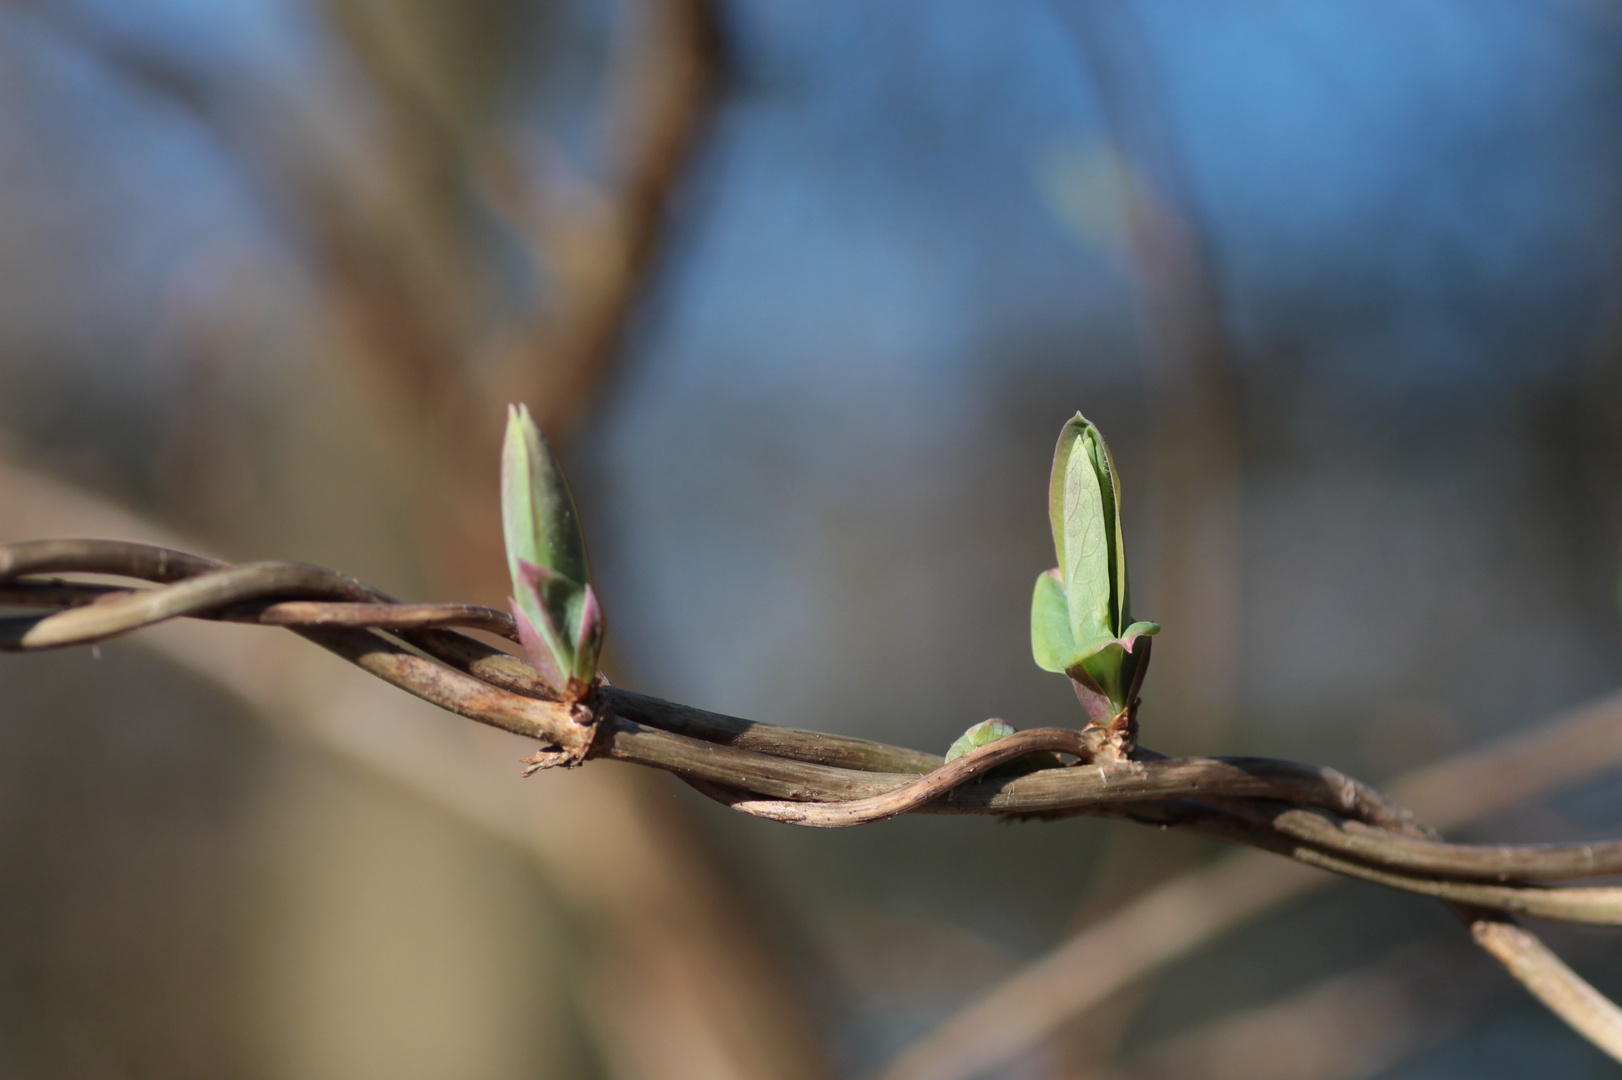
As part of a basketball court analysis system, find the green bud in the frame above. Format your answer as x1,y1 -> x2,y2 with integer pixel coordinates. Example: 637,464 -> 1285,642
945,719 -> 1016,762
945,719 -> 1064,775
501,404 -> 604,701
1030,414 -> 1158,723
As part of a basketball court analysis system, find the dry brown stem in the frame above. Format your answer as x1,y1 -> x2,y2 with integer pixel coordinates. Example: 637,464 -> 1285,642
7,537 -> 1622,1070
1079,939 -> 1496,1080
0,3 -> 818,1073
1469,917 -> 1622,1058
877,687 -> 1622,1080
0,457 -> 833,1080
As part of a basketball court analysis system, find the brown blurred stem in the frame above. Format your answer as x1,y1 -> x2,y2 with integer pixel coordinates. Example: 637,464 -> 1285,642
1075,939 -> 1499,1080
307,0 -> 726,585
872,685 -> 1622,1080
1055,0 -> 1245,743
5,0 -> 724,591
0,6 -> 834,1078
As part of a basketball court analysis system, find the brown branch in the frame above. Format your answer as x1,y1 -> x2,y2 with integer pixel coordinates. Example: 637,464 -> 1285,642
1470,917 -> 1622,1059
4,540 -> 1621,881
1236,802 -> 1622,882
0,549 -> 1508,833
874,688 -> 1622,1080
259,601 -> 517,638
0,537 -> 222,581
1079,939 -> 1497,1080
0,579 -> 520,638
6,562 -> 382,648
1112,800 -> 1622,925
8,539 -> 1622,1070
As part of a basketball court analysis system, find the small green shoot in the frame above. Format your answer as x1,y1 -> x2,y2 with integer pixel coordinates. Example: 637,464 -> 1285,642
1030,413 -> 1157,725
501,403 -> 603,703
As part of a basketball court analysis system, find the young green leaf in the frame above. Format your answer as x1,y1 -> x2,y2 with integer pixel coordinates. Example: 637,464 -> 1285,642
1087,421 -> 1132,632
501,404 -> 603,701
1030,569 -> 1078,673
945,719 -> 1065,775
502,404 -> 590,589
1053,418 -> 1114,645
945,719 -> 1016,761
1031,413 -> 1157,722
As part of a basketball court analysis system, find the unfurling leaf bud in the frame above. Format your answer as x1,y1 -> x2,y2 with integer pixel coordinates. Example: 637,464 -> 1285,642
1030,413 -> 1158,724
501,403 -> 603,701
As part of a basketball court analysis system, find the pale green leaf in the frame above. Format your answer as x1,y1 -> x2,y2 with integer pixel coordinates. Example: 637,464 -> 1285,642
501,403 -> 591,590
1030,569 -> 1076,672
1087,422 -> 1129,631
501,403 -> 605,695
1048,416 -> 1087,570
945,719 -> 1015,761
1061,422 -> 1114,644
1121,620 -> 1160,644
1035,413 -> 1154,715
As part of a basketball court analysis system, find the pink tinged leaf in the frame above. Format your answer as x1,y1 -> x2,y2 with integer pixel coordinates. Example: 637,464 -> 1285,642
511,598 -> 567,691
1068,670 -> 1118,725
515,557 -> 574,594
1119,621 -> 1159,652
514,557 -> 574,655
516,558 -> 578,643
571,584 -> 604,684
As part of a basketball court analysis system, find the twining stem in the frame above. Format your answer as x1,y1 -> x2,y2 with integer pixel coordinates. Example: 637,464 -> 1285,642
6,538 -> 1622,1062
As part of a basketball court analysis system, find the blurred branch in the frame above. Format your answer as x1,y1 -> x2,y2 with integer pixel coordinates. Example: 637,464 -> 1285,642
2,416 -> 828,1080
304,0 -> 725,587
1055,0 -> 1244,743
874,686 -> 1622,1080
0,6 -> 798,1078
8,538 -> 1622,1067
482,0 -> 725,440
7,0 -> 723,591
313,0 -> 725,437
1081,939 -> 1499,1080
878,844 -> 1320,1080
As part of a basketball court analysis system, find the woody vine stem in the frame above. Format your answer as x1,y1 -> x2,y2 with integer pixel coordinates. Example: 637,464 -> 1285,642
4,410 -> 1622,1063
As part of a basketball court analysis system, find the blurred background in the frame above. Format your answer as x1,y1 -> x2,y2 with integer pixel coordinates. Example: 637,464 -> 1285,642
4,0 -> 1622,1077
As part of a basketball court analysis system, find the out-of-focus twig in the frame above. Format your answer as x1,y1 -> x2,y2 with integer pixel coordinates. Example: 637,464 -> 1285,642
872,686 -> 1622,1080
1,459 -> 830,1080
1055,0 -> 1244,744
1079,940 -> 1498,1080
485,0 -> 725,441
4,0 -> 724,589
0,4 -> 817,1077
306,0 -> 725,587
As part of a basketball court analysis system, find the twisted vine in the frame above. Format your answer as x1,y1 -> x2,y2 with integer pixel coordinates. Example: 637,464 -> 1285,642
5,538 -> 1622,1058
